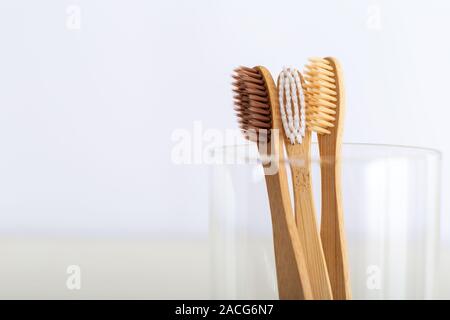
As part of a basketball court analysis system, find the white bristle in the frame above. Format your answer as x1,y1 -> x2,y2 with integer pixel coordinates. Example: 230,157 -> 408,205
278,67 -> 306,144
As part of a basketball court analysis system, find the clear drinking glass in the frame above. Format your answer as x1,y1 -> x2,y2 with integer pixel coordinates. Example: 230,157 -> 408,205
209,143 -> 441,299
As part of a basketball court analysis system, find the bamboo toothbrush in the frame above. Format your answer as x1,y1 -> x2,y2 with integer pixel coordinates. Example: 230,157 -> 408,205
304,57 -> 351,299
277,67 -> 333,300
232,66 -> 313,300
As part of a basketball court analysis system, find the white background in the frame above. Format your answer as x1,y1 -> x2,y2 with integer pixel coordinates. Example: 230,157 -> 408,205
0,0 -> 447,237
0,0 -> 448,298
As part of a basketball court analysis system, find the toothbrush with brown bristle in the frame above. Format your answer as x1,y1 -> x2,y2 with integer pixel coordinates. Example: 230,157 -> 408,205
277,67 -> 333,300
304,57 -> 351,299
232,65 -> 313,300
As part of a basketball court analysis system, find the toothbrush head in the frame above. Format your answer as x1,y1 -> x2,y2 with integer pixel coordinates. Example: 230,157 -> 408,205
232,66 -> 272,142
277,67 -> 307,145
304,57 -> 339,135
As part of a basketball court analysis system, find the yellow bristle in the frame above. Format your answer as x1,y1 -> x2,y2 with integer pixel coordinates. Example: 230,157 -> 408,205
304,58 -> 338,135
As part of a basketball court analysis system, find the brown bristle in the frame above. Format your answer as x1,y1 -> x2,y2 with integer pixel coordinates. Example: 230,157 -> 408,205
304,58 -> 337,135
232,66 -> 272,141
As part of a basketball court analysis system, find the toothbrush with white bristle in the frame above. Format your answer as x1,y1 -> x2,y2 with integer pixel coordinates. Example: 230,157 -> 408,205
277,67 -> 333,300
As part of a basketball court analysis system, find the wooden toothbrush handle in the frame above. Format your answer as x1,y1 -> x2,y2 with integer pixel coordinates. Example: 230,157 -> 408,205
319,155 -> 351,300
291,164 -> 333,299
264,170 -> 313,300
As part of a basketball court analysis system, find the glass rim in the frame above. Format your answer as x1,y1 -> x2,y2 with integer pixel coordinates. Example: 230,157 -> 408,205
212,142 -> 441,155
210,142 -> 441,164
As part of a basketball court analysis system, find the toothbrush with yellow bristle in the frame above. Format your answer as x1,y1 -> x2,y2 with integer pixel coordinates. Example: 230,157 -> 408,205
232,65 -> 313,300
277,67 -> 333,300
304,57 -> 351,299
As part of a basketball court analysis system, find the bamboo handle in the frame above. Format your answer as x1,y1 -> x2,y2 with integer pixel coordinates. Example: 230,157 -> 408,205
286,132 -> 333,299
319,153 -> 351,299
291,161 -> 333,299
264,170 -> 313,299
